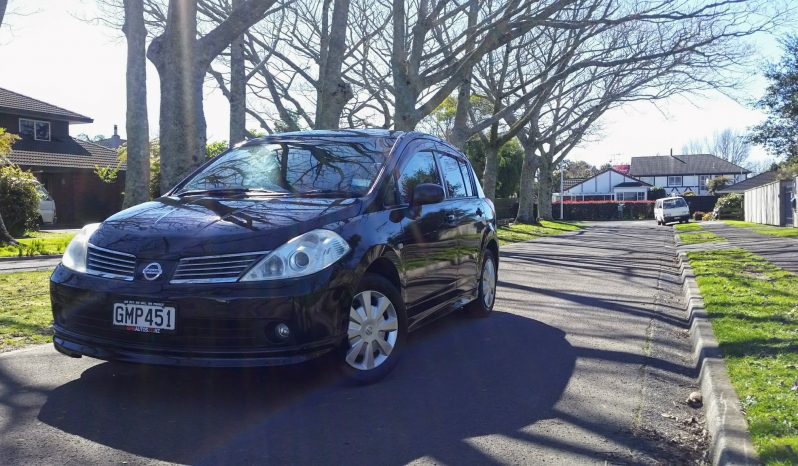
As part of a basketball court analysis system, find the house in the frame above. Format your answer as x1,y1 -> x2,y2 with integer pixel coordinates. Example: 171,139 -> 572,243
630,154 -> 750,196
0,87 -> 125,225
554,168 -> 651,202
723,172 -> 797,227
95,125 -> 126,149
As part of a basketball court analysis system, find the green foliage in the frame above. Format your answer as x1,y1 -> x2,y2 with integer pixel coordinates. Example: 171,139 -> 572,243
464,138 -> 524,197
706,176 -> 731,195
749,35 -> 798,162
0,165 -> 40,236
687,249 -> 798,464
0,233 -> 74,257
715,193 -> 744,219
205,140 -> 228,160
0,128 -> 20,158
648,186 -> 667,200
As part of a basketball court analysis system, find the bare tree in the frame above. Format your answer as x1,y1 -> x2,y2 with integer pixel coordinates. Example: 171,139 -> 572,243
146,0 -> 278,192
684,128 -> 751,165
122,0 -> 151,208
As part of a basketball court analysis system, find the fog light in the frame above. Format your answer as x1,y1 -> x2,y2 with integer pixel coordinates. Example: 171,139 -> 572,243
275,323 -> 291,339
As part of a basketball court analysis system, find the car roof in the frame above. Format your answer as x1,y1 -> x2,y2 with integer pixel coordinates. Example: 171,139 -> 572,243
257,129 -> 404,139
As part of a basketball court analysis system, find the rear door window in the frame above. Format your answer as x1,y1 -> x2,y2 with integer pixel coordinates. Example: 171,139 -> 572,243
438,154 -> 468,198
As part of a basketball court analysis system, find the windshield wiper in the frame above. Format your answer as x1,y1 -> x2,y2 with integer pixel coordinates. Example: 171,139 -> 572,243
299,189 -> 359,198
175,188 -> 285,197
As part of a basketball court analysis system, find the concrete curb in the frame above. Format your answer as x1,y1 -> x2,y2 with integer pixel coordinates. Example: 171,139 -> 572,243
0,254 -> 60,262
677,251 -> 759,466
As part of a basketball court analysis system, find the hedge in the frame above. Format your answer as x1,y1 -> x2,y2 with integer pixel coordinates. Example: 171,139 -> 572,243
553,200 -> 654,220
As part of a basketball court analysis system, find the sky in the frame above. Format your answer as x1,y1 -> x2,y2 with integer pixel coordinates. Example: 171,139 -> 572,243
0,0 -> 786,169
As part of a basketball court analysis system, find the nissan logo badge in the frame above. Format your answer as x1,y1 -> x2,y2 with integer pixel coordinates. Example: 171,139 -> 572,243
142,262 -> 163,281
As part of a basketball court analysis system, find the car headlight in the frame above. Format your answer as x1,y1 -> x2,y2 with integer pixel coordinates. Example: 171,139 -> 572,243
240,229 -> 350,281
62,223 -> 101,273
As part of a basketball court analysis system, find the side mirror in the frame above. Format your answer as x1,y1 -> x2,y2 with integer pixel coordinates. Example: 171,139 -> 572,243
411,183 -> 444,206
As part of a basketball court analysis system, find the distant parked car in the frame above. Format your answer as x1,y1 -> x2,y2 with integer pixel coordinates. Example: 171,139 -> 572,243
35,184 -> 56,225
50,130 -> 499,384
655,196 -> 690,225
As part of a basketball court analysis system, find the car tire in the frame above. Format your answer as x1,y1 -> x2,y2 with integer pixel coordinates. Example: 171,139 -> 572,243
339,273 -> 407,384
467,252 -> 497,318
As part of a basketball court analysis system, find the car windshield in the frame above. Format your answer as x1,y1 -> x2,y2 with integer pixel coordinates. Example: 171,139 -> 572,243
176,138 -> 393,197
663,198 -> 687,208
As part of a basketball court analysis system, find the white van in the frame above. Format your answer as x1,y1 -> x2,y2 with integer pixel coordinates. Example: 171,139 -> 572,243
655,196 -> 690,225
35,184 -> 56,224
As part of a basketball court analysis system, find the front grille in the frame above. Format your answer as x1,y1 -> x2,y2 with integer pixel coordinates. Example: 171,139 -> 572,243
171,251 -> 267,283
86,245 -> 136,281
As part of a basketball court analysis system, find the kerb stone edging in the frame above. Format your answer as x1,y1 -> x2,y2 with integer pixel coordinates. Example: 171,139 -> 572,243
678,251 -> 759,465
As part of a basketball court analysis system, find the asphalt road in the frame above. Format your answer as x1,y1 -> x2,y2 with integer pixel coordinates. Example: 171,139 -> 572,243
0,221 -> 705,465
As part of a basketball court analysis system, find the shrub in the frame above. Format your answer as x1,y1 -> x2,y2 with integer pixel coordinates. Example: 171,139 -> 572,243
648,187 -> 666,200
552,200 -> 654,220
702,212 -> 714,221
0,165 -> 40,237
715,193 -> 743,220
693,211 -> 705,221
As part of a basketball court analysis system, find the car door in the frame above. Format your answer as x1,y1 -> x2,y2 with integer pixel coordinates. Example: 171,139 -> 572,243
435,150 -> 482,293
394,147 -> 460,317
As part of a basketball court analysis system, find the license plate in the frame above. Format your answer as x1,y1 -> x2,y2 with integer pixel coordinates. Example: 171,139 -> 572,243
113,301 -> 176,333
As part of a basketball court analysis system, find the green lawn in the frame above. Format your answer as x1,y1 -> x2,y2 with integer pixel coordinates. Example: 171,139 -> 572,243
497,221 -> 581,245
687,249 -> 798,465
723,220 -> 798,239
674,223 -> 703,232
0,271 -> 53,352
677,231 -> 725,245
0,232 -> 74,258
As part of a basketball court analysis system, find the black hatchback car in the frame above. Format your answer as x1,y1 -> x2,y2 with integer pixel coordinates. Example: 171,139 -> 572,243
50,130 -> 498,383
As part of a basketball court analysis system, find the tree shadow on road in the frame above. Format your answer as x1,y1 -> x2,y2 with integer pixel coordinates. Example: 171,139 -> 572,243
37,311 -> 575,465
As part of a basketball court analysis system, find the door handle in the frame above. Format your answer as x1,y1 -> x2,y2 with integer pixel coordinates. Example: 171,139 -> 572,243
446,214 -> 456,223
475,208 -> 483,217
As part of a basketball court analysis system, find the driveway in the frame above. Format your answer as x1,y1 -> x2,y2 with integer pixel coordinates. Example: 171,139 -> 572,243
0,221 -> 705,465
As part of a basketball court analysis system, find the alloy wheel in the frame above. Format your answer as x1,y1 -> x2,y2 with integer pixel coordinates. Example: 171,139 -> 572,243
346,290 -> 399,371
482,256 -> 497,308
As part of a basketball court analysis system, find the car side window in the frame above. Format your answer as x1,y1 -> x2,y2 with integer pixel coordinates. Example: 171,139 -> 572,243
457,159 -> 474,197
397,151 -> 441,204
438,154 -> 468,198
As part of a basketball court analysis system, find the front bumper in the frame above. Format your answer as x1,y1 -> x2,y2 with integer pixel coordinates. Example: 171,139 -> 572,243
664,215 -> 690,223
50,264 -> 355,367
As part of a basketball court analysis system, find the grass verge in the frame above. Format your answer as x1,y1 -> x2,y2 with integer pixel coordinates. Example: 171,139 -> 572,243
687,249 -> 798,465
723,220 -> 798,239
0,271 -> 53,352
497,220 -> 581,246
675,223 -> 703,232
677,231 -> 724,245
0,232 -> 74,258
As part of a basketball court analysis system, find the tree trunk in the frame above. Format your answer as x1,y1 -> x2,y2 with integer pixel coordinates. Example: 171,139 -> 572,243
0,0 -> 7,29
481,142 -> 499,201
515,146 -> 539,224
537,157 -> 554,221
0,214 -> 17,245
122,0 -> 150,208
228,0 -> 246,146
315,0 -> 352,129
448,0 -> 478,148
148,1 -> 203,193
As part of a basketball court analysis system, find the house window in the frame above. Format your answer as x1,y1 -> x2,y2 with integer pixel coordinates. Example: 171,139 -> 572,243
699,175 -> 711,189
667,176 -> 682,187
19,118 -> 51,141
637,192 -> 645,201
